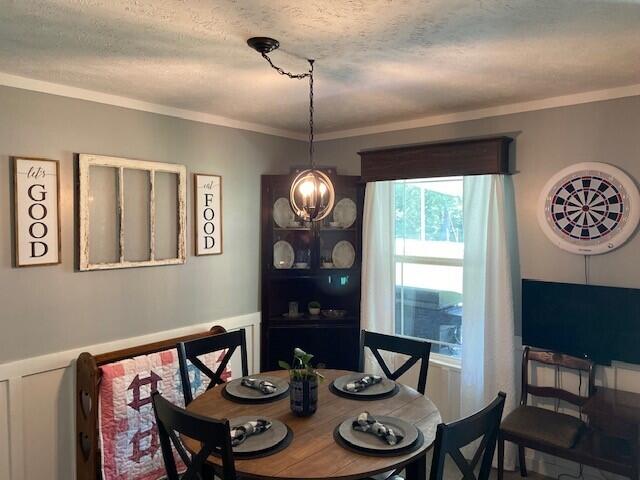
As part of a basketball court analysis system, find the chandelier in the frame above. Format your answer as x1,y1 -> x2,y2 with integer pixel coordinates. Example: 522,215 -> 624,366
247,37 -> 335,221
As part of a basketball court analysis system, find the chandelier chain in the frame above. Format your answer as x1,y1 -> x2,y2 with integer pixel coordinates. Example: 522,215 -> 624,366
260,52 -> 311,80
309,59 -> 314,168
260,52 -> 314,167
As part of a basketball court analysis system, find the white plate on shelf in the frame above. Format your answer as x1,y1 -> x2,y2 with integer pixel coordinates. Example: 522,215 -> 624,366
332,240 -> 355,268
273,197 -> 295,228
273,240 -> 294,269
333,198 -> 357,228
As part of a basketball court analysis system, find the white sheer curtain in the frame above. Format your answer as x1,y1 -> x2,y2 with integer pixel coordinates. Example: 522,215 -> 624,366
361,181 -> 395,373
461,175 -> 518,469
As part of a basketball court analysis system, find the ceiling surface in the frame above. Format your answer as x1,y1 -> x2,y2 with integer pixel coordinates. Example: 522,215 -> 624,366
1,0 -> 640,136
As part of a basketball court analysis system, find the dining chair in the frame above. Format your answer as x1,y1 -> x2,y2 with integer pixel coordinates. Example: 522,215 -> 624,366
498,347 -> 594,480
152,391 -> 236,480
178,328 -> 249,405
359,330 -> 432,395
430,392 -> 507,480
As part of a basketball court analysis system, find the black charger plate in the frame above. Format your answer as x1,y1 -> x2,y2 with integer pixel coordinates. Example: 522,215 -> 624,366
209,419 -> 293,459
329,381 -> 399,401
223,376 -> 289,404
334,426 -> 424,457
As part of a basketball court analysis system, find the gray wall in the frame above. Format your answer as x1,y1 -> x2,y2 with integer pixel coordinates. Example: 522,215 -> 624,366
0,86 -> 304,363
316,96 -> 640,296
2,86 -> 639,364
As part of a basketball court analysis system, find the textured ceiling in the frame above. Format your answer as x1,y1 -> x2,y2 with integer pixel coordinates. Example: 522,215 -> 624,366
1,0 -> 640,135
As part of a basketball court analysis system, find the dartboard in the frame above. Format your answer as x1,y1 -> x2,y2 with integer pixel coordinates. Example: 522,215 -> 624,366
537,162 -> 640,255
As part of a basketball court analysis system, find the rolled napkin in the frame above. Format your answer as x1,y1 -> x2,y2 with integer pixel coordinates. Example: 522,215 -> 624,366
352,412 -> 404,446
241,377 -> 277,394
230,419 -> 272,446
344,374 -> 382,393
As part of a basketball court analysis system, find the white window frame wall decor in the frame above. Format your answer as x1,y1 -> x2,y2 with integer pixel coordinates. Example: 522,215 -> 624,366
78,154 -> 187,271
194,173 -> 223,256
13,157 -> 62,267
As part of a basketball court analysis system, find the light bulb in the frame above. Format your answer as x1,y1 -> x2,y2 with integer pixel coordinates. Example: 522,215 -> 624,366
299,180 -> 315,197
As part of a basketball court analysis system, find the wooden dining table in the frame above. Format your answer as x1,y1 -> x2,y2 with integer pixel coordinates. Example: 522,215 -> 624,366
183,369 -> 442,480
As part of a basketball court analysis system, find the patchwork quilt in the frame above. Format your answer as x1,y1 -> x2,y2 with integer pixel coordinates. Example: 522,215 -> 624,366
99,347 -> 231,480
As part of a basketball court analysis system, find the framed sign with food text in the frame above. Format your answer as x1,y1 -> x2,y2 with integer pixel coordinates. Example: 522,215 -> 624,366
13,157 -> 61,267
194,173 -> 223,255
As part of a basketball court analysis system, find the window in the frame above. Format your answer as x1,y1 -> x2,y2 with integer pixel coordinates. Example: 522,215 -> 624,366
394,177 -> 463,358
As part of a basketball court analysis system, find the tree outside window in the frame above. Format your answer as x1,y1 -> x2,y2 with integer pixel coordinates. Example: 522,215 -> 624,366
394,178 -> 463,358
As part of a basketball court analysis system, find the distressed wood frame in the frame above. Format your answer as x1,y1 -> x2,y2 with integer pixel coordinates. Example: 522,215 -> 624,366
12,156 -> 62,267
193,173 -> 223,256
78,154 -> 187,271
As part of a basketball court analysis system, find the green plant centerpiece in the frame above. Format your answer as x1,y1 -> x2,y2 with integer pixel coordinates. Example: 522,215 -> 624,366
279,348 -> 323,416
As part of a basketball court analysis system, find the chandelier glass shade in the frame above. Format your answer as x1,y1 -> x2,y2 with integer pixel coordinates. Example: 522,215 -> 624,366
290,169 -> 335,221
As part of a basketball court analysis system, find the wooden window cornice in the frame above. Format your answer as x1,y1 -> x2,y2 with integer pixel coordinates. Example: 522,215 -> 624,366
358,136 -> 512,182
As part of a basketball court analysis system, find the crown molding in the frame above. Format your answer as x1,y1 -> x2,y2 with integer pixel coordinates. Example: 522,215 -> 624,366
2,71 -> 639,143
0,72 -> 307,141
315,83 -> 640,141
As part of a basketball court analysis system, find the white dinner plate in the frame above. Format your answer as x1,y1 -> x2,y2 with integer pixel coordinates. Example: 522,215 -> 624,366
332,240 -> 355,268
273,197 -> 295,228
333,198 -> 357,228
273,240 -> 294,269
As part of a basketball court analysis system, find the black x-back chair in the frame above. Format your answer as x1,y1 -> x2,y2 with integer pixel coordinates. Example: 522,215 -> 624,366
430,392 -> 507,480
152,391 -> 236,480
360,330 -> 432,394
178,328 -> 249,405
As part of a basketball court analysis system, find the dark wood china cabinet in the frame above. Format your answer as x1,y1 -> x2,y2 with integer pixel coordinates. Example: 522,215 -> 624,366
260,168 -> 364,371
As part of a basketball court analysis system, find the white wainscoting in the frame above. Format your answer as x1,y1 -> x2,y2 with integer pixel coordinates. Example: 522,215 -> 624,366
0,312 -> 261,480
2,323 -> 639,480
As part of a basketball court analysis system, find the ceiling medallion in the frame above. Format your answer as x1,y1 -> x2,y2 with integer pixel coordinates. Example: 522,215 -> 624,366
248,37 -> 335,221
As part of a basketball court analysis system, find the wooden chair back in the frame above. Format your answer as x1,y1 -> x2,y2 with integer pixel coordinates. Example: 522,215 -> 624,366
430,392 -> 507,480
359,330 -> 432,394
521,346 -> 595,408
178,328 -> 249,405
152,392 -> 236,480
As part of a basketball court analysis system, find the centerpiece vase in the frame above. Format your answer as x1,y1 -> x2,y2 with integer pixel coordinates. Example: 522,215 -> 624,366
289,377 -> 318,416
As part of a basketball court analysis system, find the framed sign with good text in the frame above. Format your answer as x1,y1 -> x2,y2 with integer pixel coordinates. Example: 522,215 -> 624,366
13,157 -> 61,267
194,173 -> 223,255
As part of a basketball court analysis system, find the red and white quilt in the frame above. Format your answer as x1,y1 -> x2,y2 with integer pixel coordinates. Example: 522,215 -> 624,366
99,348 -> 232,480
